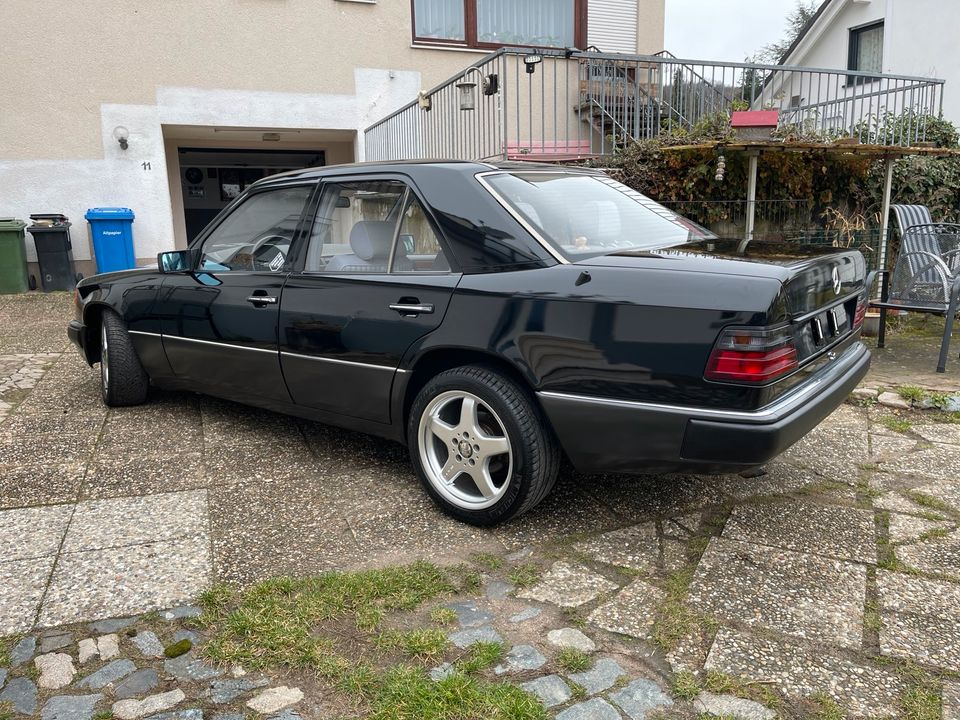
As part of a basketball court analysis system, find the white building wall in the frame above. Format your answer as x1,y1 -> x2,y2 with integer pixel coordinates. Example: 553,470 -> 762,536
0,69 -> 420,266
773,0 -> 954,126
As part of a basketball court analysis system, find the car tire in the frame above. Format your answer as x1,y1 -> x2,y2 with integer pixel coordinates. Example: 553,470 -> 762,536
99,309 -> 149,407
408,365 -> 560,526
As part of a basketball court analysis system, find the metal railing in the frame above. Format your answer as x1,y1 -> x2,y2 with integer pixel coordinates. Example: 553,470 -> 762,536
364,48 -> 946,162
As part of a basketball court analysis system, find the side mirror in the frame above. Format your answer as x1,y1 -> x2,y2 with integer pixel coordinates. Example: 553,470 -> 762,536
158,249 -> 193,273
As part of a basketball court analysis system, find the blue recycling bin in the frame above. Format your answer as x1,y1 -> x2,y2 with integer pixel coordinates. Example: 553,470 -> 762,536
85,207 -> 136,273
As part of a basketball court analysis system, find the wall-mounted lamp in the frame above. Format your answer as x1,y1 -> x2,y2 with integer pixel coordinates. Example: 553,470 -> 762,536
456,67 -> 500,111
418,91 -> 432,111
523,54 -> 543,74
113,125 -> 130,150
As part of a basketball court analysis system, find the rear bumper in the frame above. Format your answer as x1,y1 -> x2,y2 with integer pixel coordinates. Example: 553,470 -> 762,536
537,341 -> 870,474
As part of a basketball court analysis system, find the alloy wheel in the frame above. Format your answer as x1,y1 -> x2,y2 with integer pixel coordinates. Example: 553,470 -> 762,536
418,390 -> 514,510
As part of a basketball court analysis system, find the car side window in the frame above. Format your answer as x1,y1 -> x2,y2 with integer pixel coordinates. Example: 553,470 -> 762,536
395,196 -> 449,273
305,181 -> 407,274
198,186 -> 312,272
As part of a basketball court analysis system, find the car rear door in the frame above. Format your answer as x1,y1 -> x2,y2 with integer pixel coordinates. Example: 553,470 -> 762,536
278,176 -> 459,424
157,182 -> 315,403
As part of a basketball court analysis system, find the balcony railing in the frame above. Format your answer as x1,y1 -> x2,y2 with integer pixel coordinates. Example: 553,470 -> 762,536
364,48 -> 946,162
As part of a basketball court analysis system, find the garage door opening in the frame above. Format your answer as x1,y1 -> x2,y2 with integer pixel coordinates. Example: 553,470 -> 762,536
175,147 -> 325,242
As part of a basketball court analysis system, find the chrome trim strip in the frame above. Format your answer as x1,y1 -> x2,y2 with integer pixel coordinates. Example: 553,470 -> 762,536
161,334 -> 277,355
131,331 -> 408,372
475,171 -> 570,265
280,350 -> 404,372
792,291 -> 860,323
537,343 -> 867,424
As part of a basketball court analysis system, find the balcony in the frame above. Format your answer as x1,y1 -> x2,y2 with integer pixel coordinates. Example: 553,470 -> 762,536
364,48 -> 946,162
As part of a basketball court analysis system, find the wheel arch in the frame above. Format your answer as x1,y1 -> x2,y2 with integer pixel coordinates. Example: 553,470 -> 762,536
81,301 -> 113,364
400,346 -> 550,434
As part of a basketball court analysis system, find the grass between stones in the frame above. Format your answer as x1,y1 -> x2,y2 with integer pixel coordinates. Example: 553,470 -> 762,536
553,648 -> 591,674
878,415 -> 914,433
196,561 -> 546,719
896,663 -> 943,720
0,635 -> 12,666
507,563 -> 541,589
470,552 -> 503,571
0,701 -> 14,720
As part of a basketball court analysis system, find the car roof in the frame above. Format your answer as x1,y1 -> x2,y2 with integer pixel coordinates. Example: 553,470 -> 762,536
254,159 -> 604,187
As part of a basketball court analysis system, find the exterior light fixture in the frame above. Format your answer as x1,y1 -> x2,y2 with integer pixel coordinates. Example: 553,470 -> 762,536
113,126 -> 130,150
457,81 -> 477,111
455,67 -> 499,111
418,91 -> 432,111
523,54 -> 543,74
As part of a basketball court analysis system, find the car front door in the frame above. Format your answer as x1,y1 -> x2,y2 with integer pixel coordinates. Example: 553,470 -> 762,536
279,177 -> 459,424
157,183 -> 315,403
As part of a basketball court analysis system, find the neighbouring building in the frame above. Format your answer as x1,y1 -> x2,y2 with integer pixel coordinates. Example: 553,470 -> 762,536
0,0 -> 664,277
774,0 -> 960,125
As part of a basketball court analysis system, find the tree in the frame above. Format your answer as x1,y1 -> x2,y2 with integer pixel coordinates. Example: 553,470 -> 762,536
751,0 -> 819,65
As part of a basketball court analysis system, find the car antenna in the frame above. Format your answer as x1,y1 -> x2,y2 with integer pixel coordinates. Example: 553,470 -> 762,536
575,271 -> 591,287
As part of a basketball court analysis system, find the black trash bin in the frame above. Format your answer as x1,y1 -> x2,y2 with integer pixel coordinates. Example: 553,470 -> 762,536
27,214 -> 81,291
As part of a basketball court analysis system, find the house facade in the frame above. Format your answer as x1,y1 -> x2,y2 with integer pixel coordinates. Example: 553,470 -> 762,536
775,0 -> 958,125
0,0 -> 664,277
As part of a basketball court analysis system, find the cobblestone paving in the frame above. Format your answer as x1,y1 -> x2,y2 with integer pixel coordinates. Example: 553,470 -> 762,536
2,293 -> 960,718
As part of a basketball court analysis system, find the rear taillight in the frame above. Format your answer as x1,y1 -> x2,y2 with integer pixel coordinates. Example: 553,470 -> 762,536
853,295 -> 867,329
705,326 -> 799,384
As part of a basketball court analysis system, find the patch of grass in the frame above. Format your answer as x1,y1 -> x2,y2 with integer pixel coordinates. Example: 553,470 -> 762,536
450,565 -> 484,593
457,641 -> 505,674
702,670 -> 780,709
897,386 -> 925,404
864,600 -> 883,633
470,553 -> 503,571
0,702 -> 16,720
0,635 -> 15,667
508,563 -> 540,589
196,583 -> 235,620
376,629 -> 448,661
809,692 -> 846,720
905,491 -> 954,514
91,712 -> 114,720
671,670 -> 701,700
429,607 -> 457,627
651,566 -> 718,652
367,665 -> 548,720
568,680 -> 587,701
917,527 -> 950,543
897,665 -> 942,720
561,607 -> 587,630
878,415 -> 913,433
202,562 -> 452,670
554,648 -> 591,674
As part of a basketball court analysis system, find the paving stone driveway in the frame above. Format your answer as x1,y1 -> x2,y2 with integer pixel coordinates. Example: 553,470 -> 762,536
2,292 -> 960,717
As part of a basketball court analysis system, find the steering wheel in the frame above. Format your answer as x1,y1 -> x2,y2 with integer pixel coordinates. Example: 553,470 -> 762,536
251,234 -> 290,271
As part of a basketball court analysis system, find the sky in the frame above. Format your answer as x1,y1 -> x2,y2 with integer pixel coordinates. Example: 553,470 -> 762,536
664,0 -> 806,62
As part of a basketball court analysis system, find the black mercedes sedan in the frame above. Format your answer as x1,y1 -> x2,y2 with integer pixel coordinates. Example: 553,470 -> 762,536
68,160 -> 870,525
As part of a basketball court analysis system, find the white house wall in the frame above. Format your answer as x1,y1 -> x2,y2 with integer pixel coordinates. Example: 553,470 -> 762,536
0,68 -> 420,265
769,0 -> 952,129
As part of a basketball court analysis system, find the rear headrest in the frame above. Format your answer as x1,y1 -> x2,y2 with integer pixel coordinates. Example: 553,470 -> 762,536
350,221 -> 395,261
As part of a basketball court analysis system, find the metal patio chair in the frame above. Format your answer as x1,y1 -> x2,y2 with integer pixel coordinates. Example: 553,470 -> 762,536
891,204 -> 934,236
871,223 -> 960,373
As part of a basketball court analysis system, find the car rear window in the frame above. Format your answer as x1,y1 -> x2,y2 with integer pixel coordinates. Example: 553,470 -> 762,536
482,172 -> 715,260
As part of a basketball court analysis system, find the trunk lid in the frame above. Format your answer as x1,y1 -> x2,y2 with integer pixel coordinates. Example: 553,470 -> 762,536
578,239 -> 868,365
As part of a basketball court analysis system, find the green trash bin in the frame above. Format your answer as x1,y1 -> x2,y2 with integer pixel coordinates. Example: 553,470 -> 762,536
0,218 -> 30,294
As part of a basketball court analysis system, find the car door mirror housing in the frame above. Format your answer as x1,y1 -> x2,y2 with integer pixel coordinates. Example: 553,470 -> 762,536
158,249 -> 194,273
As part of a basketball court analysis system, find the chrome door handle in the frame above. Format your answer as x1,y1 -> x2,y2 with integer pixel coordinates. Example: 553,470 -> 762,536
246,296 -> 278,305
389,303 -> 434,315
